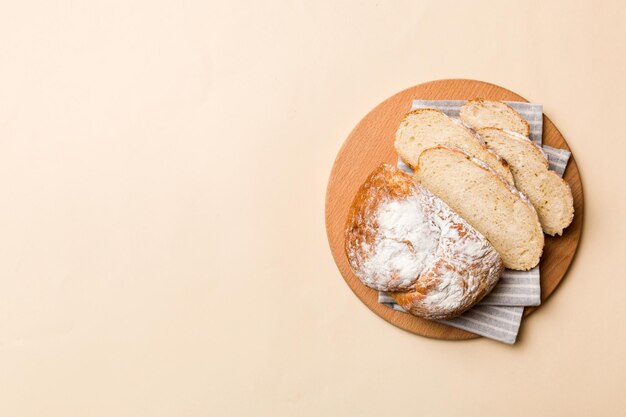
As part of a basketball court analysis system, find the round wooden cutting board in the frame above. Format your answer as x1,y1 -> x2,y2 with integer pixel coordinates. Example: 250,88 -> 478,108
325,79 -> 583,341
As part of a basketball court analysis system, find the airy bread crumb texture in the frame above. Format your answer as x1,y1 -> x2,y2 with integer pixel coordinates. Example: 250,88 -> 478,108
477,128 -> 574,236
460,98 -> 530,137
394,108 -> 514,184
414,147 -> 544,271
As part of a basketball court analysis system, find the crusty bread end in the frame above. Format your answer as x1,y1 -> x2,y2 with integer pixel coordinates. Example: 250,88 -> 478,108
460,98 -> 530,137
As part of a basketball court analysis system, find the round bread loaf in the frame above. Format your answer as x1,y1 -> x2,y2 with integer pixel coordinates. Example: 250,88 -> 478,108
345,164 -> 504,320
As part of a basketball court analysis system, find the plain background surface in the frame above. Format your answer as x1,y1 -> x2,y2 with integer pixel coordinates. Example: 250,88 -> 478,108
0,1 -> 625,416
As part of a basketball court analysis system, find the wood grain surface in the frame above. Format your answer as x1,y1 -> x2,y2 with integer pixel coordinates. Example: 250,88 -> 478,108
325,79 -> 584,341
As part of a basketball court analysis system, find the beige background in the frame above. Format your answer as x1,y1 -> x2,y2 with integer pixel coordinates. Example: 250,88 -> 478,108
0,0 -> 625,416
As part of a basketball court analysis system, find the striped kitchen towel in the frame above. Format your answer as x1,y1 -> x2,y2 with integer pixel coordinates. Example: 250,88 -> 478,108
378,100 -> 571,344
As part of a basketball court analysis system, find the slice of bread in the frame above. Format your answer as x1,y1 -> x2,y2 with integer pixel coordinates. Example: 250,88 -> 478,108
394,108 -> 514,184
477,128 -> 574,236
413,147 -> 544,270
460,98 -> 530,137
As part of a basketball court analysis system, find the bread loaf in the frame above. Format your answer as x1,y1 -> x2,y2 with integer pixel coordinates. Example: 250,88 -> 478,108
345,164 -> 503,319
460,98 -> 530,136
477,128 -> 574,236
413,147 -> 544,271
394,108 -> 514,184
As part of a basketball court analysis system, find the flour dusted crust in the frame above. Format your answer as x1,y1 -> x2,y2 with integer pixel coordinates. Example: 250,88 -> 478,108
345,164 -> 504,320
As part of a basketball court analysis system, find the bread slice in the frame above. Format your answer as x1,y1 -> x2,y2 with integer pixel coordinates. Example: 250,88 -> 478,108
413,147 -> 544,270
460,98 -> 530,137
394,108 -> 514,184
477,128 -> 574,236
